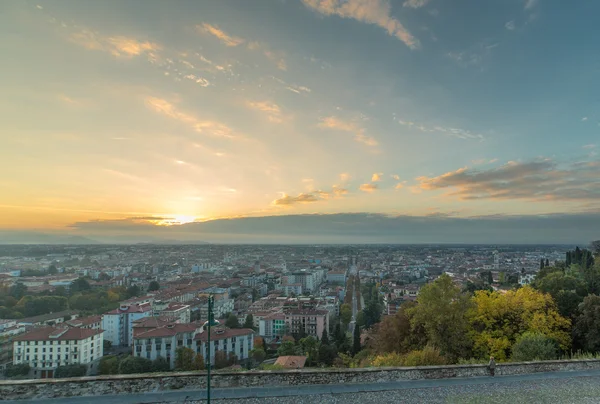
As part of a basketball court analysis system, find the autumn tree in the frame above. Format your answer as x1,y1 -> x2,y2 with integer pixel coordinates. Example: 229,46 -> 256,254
193,353 -> 205,370
174,347 -> 196,371
469,286 -> 571,361
407,274 -> 474,361
371,302 -> 424,354
214,350 -> 229,369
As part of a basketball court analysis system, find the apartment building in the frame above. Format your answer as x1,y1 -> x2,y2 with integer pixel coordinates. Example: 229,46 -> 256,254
152,301 -> 191,323
102,303 -> 152,347
13,326 -> 104,379
284,309 -> 329,339
0,320 -> 26,371
258,312 -> 286,342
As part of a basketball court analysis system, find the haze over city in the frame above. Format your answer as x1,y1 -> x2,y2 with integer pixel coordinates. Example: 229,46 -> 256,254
2,0 -> 599,243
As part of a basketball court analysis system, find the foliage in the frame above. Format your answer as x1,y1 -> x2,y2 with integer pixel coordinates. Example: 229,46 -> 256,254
225,313 -> 240,329
70,278 -> 91,294
511,332 -> 558,362
402,346 -> 447,366
566,247 -> 595,270
118,356 -> 153,374
103,340 -> 112,351
152,356 -> 171,372
214,350 -> 229,369
573,295 -> 600,352
125,285 -> 141,298
258,363 -> 286,370
370,302 -> 423,355
250,348 -> 266,364
352,324 -> 361,355
299,336 -> 320,366
243,314 -> 254,329
147,281 -> 160,292
340,304 -> 352,327
175,347 -> 196,371
4,364 -> 30,377
13,295 -> 68,318
98,355 -> 120,375
370,352 -> 404,367
278,340 -> 301,356
592,240 -> 600,256
318,343 -> 337,366
194,353 -> 205,370
407,274 -> 474,361
533,271 -> 587,318
469,286 -> 571,361
54,364 -> 87,378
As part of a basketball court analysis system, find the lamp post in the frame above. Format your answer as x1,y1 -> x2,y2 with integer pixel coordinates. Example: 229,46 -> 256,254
203,295 -> 219,404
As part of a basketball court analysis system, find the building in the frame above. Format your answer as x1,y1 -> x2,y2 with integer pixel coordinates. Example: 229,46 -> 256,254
284,309 -> 329,339
65,315 -> 102,330
12,326 -> 104,379
102,303 -> 152,347
258,312 -> 286,342
327,270 -> 346,284
153,301 -> 191,323
0,320 -> 26,371
519,273 -> 536,286
132,322 -> 254,368
18,310 -> 79,327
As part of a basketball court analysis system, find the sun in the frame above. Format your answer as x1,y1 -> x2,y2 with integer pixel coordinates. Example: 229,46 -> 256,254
147,215 -> 197,226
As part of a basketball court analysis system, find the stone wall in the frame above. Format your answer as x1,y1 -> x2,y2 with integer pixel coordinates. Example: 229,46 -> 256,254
2,359 -> 600,401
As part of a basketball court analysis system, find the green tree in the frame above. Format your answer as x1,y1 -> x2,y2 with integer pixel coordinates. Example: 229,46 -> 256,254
225,313 -> 240,329
103,340 -> 112,351
533,271 -> 587,318
152,356 -> 171,372
352,323 -> 361,355
318,343 -> 337,366
277,340 -> 301,356
299,336 -> 320,366
98,355 -> 120,375
174,347 -> 196,371
126,284 -> 141,298
10,283 -> 27,300
118,356 -> 153,374
48,264 -> 58,275
243,314 -> 254,329
250,348 -> 266,364
592,240 -> 600,256
70,278 -> 91,294
340,304 -> 352,327
511,332 -> 558,362
252,288 -> 260,302
321,329 -> 330,345
54,364 -> 87,378
5,364 -> 30,378
407,274 -> 473,361
147,281 -> 160,292
573,295 -> 600,352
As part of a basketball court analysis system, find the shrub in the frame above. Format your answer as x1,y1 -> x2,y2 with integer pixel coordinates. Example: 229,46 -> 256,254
98,355 -> 120,375
402,346 -> 447,367
118,356 -> 153,374
4,364 -> 30,377
370,352 -> 404,367
55,364 -> 87,378
152,356 -> 171,372
511,332 -> 558,362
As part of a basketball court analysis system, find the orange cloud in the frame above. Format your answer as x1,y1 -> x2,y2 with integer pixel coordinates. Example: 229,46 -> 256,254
319,116 -> 378,147
372,173 -> 383,182
197,23 -> 245,47
247,101 -> 285,123
69,30 -> 160,58
359,183 -> 378,192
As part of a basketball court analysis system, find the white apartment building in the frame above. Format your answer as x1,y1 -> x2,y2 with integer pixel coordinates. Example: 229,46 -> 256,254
102,303 -> 152,347
152,301 -> 191,323
13,326 -> 104,379
133,322 -> 254,368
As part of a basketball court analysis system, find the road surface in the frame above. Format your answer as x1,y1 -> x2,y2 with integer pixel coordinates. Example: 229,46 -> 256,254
348,264 -> 358,333
9,369 -> 600,403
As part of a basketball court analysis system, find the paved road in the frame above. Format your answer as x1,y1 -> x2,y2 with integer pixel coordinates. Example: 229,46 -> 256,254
9,369 -> 600,403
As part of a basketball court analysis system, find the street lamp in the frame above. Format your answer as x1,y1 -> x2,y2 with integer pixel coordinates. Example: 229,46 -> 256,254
203,295 -> 219,404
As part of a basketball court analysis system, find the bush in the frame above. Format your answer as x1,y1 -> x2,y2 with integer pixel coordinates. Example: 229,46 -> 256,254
99,355 -> 120,375
55,364 -> 87,378
118,356 -> 153,374
403,346 -> 447,367
511,332 -> 558,362
4,364 -> 30,377
371,352 -> 404,367
152,356 -> 171,372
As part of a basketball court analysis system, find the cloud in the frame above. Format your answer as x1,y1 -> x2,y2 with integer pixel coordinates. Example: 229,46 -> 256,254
273,186 -> 348,206
372,173 -> 383,182
247,101 -> 285,123
391,174 -> 401,180
69,30 -> 161,58
197,23 -> 245,47
359,183 -> 378,192
64,212 -> 600,244
301,0 -> 420,49
145,97 -> 235,138
395,183 -> 404,189
505,20 -> 516,30
397,118 -> 485,140
524,0 -> 538,10
582,117 -> 588,121
248,42 -> 287,71
319,116 -> 378,146
403,0 -> 432,8
340,173 -> 351,182
583,144 -> 597,149
416,158 -> 600,202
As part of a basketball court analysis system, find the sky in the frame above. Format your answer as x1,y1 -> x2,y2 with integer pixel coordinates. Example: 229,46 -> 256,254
1,0 -> 599,243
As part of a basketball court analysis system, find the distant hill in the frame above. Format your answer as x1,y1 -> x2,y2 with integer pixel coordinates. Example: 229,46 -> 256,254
0,231 -> 100,245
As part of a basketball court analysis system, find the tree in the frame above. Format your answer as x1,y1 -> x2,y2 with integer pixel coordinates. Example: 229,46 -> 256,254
250,348 -> 266,364
54,364 -> 87,378
98,356 -> 120,375
152,356 -> 171,372
252,288 -> 260,302
402,346 -> 447,366
533,271 -> 587,318
98,272 -> 111,281
573,295 -> 600,352
147,281 -> 160,292
277,340 -> 301,356
592,240 -> 600,256
194,353 -> 205,370
407,274 -> 474,361
48,264 -> 58,275
174,347 -> 196,371
469,286 -> 571,361
118,356 -> 153,374
299,336 -> 320,366
126,285 -> 141,298
4,364 -> 30,378
321,329 -> 330,345
243,314 -> 254,329
225,313 -> 240,329
340,304 -> 352,327
546,258 -> 550,268
10,283 -> 27,300
214,350 -> 229,369
511,332 -> 558,362
70,278 -> 91,294
371,302 -> 423,355
540,258 -> 545,270
352,324 -> 361,355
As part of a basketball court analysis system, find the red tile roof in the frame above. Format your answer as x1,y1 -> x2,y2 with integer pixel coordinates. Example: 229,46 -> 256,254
134,323 -> 199,339
14,326 -> 103,342
105,303 -> 152,315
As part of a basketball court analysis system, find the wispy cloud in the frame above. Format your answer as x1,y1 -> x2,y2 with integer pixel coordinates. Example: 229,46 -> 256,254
403,0 -> 432,8
69,30 -> 161,58
359,183 -> 378,192
397,118 -> 485,140
197,23 -> 245,47
505,20 -> 516,30
583,144 -> 597,149
524,0 -> 538,10
340,173 -> 351,182
273,186 -> 348,206
247,101 -> 285,123
416,158 -> 600,202
248,42 -> 287,71
319,116 -> 378,146
301,0 -> 420,49
582,117 -> 588,121
145,97 -> 235,138
371,173 -> 383,182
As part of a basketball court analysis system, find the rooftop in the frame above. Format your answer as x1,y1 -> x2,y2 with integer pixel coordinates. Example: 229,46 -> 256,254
14,326 -> 103,342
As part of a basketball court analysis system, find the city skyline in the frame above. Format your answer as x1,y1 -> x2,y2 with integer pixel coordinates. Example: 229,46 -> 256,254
1,0 -> 599,243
